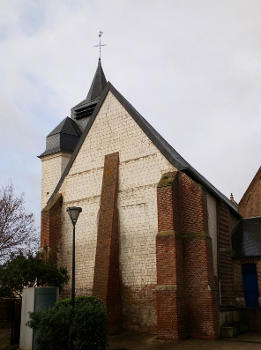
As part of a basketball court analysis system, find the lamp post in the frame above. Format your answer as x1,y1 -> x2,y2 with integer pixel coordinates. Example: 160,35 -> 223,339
66,206 -> 82,311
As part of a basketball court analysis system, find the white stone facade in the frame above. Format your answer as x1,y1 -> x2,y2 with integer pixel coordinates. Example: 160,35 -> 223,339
41,90 -> 220,330
41,152 -> 71,208
40,92 -> 176,329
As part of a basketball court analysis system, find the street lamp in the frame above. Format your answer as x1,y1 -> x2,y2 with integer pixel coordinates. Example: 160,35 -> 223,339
66,206 -> 82,310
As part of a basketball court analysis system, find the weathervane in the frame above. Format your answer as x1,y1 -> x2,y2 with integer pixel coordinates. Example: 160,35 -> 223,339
94,31 -> 106,60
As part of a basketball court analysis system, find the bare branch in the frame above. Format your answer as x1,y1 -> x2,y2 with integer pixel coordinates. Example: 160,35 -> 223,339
0,184 -> 39,263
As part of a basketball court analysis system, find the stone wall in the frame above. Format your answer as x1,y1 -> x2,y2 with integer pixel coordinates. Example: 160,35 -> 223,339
40,89 -> 237,336
55,91 -> 176,331
41,152 -> 71,208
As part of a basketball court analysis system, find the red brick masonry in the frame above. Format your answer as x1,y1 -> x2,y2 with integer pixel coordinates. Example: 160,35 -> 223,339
239,167 -> 261,218
92,152 -> 121,333
40,194 -> 63,264
217,202 -> 234,305
156,171 -> 218,340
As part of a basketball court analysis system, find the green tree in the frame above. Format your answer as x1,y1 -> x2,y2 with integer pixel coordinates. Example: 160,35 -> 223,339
0,252 -> 69,298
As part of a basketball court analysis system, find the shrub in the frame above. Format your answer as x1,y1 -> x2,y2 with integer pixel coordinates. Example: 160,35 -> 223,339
28,296 -> 108,350
0,252 -> 69,298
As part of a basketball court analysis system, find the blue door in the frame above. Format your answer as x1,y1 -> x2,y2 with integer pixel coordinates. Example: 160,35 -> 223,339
242,264 -> 259,308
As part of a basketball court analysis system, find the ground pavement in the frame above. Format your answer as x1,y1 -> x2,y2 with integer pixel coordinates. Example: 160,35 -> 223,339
109,332 -> 261,350
1,327 -> 260,350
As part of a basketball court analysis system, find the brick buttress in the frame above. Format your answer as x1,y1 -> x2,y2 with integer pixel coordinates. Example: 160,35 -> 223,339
40,194 -> 63,264
92,152 -> 121,333
156,171 -> 218,340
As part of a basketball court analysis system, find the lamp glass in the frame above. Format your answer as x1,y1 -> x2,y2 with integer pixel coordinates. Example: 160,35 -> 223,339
67,206 -> 82,225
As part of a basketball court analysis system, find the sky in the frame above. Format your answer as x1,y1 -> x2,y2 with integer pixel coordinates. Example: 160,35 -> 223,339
0,0 -> 260,227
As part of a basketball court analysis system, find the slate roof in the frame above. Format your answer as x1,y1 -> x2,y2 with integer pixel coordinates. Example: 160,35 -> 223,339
232,217 -> 261,258
47,117 -> 82,137
71,60 -> 107,121
86,58 -> 107,103
47,81 -> 240,215
39,117 -> 82,158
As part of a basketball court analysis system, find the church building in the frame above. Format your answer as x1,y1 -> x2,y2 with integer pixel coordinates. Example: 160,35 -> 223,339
39,59 -> 247,339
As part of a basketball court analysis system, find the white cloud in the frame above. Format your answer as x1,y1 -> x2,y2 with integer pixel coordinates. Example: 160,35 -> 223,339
0,0 -> 259,223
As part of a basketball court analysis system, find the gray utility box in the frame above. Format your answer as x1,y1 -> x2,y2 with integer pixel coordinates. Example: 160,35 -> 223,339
19,287 -> 58,350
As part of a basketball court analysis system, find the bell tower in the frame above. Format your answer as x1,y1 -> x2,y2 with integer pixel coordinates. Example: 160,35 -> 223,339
39,59 -> 107,208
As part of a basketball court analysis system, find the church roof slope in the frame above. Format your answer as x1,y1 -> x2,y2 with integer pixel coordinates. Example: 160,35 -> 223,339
48,82 -> 239,215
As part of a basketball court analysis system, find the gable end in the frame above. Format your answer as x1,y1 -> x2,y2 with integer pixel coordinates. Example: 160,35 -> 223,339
47,82 -> 239,215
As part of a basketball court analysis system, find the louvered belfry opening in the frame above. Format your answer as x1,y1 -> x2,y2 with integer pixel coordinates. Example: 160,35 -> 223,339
74,101 -> 98,119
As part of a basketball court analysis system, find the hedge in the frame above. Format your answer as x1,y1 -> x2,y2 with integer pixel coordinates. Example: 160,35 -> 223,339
28,296 -> 108,350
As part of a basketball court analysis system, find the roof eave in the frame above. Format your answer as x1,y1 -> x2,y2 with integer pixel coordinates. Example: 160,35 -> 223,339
38,148 -> 74,159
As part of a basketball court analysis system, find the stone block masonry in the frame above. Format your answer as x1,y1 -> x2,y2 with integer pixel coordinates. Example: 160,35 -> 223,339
41,90 -> 236,336
41,153 -> 71,209
55,92 -> 176,331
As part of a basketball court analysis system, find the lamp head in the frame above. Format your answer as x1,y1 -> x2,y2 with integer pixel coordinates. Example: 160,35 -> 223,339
66,206 -> 82,225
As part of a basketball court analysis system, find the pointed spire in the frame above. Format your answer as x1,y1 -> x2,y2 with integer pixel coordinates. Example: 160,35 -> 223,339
86,59 -> 107,103
71,59 -> 108,123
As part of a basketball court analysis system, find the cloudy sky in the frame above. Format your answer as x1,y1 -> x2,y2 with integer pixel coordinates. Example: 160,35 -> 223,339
0,0 -> 259,226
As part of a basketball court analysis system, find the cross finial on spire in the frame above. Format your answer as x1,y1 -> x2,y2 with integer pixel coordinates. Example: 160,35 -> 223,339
94,31 -> 106,61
